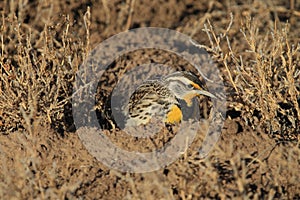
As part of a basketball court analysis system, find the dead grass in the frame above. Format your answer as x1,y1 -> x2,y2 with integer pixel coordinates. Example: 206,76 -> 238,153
198,15 -> 300,141
0,7 -> 88,134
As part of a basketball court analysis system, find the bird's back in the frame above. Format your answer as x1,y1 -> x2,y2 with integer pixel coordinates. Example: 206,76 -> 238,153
125,80 -> 178,126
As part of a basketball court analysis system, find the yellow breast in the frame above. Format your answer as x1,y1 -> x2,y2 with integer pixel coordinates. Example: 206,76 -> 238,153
165,104 -> 182,124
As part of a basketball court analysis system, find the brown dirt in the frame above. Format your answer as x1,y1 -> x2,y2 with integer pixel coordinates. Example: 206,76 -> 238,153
0,0 -> 299,199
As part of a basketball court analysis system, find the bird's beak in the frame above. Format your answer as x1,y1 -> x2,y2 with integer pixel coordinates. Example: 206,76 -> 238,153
196,90 -> 216,98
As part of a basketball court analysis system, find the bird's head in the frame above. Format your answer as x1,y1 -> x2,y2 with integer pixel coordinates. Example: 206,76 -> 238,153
163,71 -> 216,106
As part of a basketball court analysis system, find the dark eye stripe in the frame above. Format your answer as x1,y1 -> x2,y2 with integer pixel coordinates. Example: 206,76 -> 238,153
182,72 -> 205,89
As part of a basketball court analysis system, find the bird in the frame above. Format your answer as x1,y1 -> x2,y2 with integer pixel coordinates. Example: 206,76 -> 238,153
124,71 -> 216,127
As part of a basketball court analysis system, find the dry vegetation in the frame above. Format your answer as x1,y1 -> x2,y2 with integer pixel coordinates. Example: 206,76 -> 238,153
200,15 -> 300,141
0,0 -> 299,199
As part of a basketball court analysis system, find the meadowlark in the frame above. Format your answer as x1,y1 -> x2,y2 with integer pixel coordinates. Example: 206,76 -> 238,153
125,71 -> 216,127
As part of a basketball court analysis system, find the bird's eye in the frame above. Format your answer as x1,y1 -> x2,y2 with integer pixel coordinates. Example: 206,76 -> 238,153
187,84 -> 194,89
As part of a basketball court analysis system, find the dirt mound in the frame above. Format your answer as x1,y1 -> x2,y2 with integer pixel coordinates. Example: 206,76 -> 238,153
0,0 -> 299,199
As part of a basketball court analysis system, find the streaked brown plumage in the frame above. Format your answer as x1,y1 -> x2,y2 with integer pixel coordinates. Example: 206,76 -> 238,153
125,71 -> 215,126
